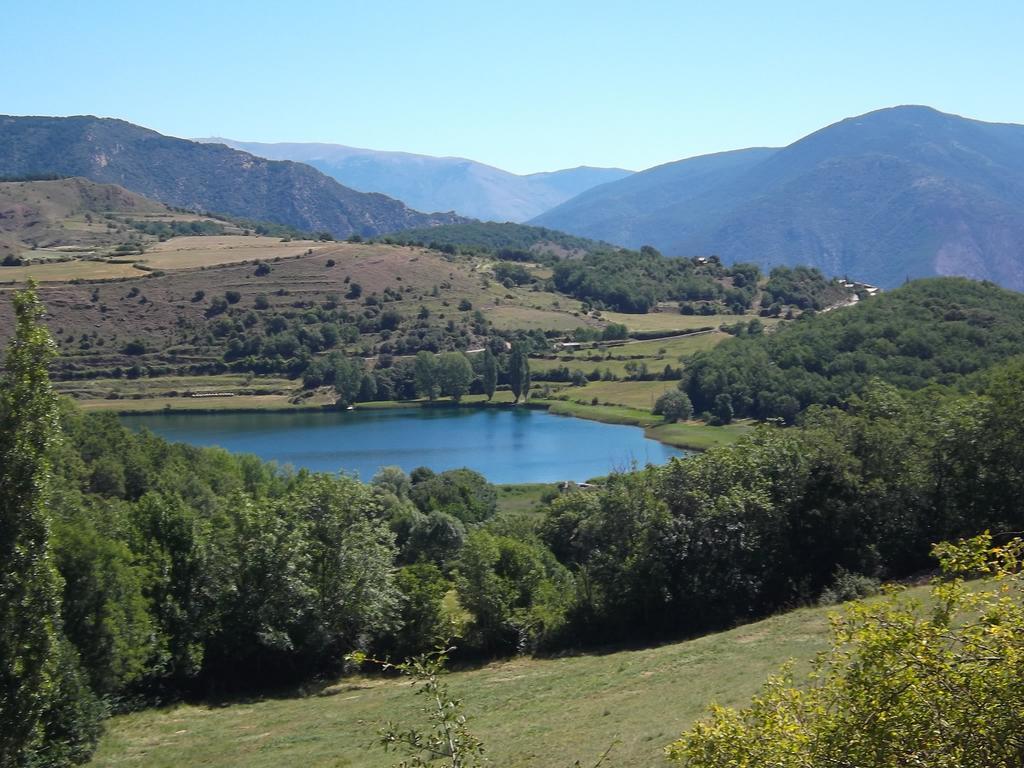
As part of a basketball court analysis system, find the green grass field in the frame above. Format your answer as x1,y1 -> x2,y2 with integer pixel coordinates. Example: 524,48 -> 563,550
88,589 -> 921,768
541,399 -> 750,451
648,421 -> 754,450
74,393 -> 334,413
554,380 -> 677,410
599,311 -> 742,333
495,483 -> 557,515
613,332 -> 726,358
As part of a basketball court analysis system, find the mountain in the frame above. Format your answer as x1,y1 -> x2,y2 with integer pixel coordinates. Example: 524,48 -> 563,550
0,116 -> 464,239
200,138 -> 632,222
532,107 -> 1024,290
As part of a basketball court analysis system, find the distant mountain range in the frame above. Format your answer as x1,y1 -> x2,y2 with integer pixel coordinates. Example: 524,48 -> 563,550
5,108 -> 1024,291
199,138 -> 632,223
532,106 -> 1024,289
0,116 -> 464,239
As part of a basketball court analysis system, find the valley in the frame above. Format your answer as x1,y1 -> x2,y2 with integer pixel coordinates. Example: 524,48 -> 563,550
4,12 -> 1024,765
1,186 -> 801,459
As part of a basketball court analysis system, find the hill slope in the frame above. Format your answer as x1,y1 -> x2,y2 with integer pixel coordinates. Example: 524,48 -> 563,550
0,177 -> 168,261
0,116 -> 464,238
202,137 -> 632,222
533,107 -> 1024,289
683,276 -> 1024,420
88,594 -> 868,768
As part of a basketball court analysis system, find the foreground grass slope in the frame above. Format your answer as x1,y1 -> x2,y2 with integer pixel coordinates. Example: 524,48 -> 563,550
88,590 -> 913,768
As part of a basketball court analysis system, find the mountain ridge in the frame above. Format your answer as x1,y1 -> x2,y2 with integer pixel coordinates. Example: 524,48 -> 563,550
532,106 -> 1024,289
0,115 -> 465,239
199,137 -> 632,222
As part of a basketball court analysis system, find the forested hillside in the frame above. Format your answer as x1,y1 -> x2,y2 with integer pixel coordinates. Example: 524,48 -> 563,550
681,277 -> 1024,420
384,221 -> 610,258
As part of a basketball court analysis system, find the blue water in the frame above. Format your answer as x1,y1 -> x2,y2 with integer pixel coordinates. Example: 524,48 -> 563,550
120,407 -> 684,484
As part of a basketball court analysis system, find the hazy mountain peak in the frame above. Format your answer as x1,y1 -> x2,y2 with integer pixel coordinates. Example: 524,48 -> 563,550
199,138 -> 633,222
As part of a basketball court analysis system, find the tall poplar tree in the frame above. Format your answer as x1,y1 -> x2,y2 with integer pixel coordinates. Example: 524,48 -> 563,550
0,283 -> 64,763
508,343 -> 531,404
481,349 -> 498,401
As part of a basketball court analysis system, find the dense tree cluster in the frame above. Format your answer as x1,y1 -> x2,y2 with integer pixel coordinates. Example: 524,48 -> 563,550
553,249 -> 762,313
761,264 -> 849,310
383,221 -> 603,258
534,366 -> 1024,646
682,277 -> 1024,421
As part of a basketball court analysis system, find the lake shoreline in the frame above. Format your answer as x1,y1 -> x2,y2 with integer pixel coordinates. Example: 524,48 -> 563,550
82,394 -> 749,452
117,406 -> 684,485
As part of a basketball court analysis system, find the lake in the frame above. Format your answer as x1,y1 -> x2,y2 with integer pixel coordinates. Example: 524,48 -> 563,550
120,406 -> 684,484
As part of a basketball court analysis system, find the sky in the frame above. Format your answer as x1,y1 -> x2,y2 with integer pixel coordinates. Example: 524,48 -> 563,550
4,1 -> 1023,175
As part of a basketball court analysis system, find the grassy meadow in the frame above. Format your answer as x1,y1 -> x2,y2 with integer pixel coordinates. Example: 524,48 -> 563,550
87,590 -> 901,768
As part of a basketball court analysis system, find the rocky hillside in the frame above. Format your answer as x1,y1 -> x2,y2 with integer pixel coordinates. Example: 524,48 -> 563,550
0,116 -> 465,238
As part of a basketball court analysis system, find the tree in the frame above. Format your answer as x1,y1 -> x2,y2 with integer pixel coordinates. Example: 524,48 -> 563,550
294,476 -> 399,660
479,349 -> 497,401
409,468 -> 497,524
0,284 -> 99,764
507,343 -> 530,403
712,392 -> 733,424
358,374 -> 378,403
332,356 -> 364,406
437,352 -> 473,402
415,351 -> 439,401
668,534 -> 1024,768
455,531 -> 571,653
653,390 -> 693,422
388,564 -> 452,658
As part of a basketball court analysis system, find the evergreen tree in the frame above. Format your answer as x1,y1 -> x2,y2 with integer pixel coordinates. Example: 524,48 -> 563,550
0,284 -> 96,764
507,344 -> 530,404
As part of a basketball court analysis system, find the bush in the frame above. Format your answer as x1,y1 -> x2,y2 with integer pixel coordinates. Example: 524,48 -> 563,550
120,339 -> 147,356
653,390 -> 693,422
669,535 -> 1024,767
818,568 -> 882,605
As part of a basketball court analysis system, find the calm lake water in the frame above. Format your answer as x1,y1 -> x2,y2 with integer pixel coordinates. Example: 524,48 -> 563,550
120,407 -> 684,484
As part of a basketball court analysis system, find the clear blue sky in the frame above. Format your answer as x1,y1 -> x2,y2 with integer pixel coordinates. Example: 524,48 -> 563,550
4,0 -> 1022,174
